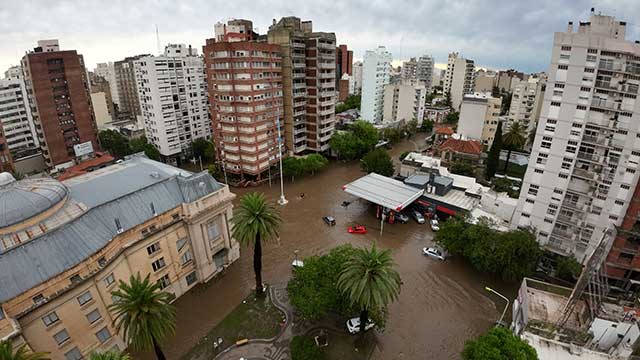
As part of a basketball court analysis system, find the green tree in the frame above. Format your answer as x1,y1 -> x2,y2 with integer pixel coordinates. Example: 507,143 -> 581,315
99,129 -> 130,159
232,193 -> 282,296
338,245 -> 401,334
0,341 -> 49,360
361,148 -> 394,177
381,127 -> 402,144
486,121 -> 503,179
450,161 -> 475,177
208,164 -> 224,182
335,94 -> 361,113
130,137 -> 161,161
301,154 -> 329,175
444,91 -> 452,107
109,274 -> 176,360
191,138 -> 214,162
290,336 -> 325,360
500,92 -> 513,116
330,120 -> 379,160
556,256 -> 582,282
282,157 -> 304,182
421,120 -> 434,134
445,111 -> 459,124
350,120 -> 379,150
399,151 -> 410,161
89,350 -> 132,360
462,326 -> 537,360
502,122 -> 526,175
406,119 -> 418,135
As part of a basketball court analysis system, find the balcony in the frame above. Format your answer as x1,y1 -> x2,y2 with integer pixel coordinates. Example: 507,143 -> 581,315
572,168 -> 597,181
293,62 -> 305,69
577,151 -> 601,162
318,62 -> 335,69
293,72 -> 305,79
598,61 -> 623,72
581,134 -> 608,145
591,98 -> 623,111
319,72 -> 334,79
292,41 -> 305,48
317,42 -> 334,50
293,83 -> 306,90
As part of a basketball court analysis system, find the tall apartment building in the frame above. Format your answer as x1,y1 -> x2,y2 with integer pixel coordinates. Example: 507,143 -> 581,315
401,58 -> 418,82
336,45 -> 353,102
204,24 -> 283,179
497,69 -> 527,92
360,46 -> 392,123
0,155 -> 240,358
457,93 -> 502,146
114,55 -> 148,121
474,69 -> 497,93
21,40 -> 99,170
267,17 -> 337,154
0,67 -> 39,160
401,55 -> 434,91
443,52 -> 475,110
382,81 -> 427,125
134,44 -> 210,161
512,13 -> 640,262
352,61 -> 363,94
94,62 -> 119,108
507,74 -> 546,144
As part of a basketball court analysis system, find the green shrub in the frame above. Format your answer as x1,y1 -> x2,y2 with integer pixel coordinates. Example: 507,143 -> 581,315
290,335 -> 325,360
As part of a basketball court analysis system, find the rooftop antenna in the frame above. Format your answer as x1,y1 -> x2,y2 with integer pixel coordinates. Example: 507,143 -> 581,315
155,24 -> 161,55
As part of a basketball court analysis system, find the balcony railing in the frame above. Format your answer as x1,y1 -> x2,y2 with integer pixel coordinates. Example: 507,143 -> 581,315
591,98 -> 622,111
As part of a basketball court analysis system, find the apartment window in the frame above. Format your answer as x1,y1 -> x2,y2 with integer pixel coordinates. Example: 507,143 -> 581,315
98,257 -> 107,267
552,90 -> 563,97
580,86 -> 591,92
42,311 -> 59,327
566,145 -> 577,153
591,206 -> 602,215
627,168 -> 637,174
53,329 -> 70,345
536,157 -> 547,165
96,327 -> 112,343
561,46 -> 572,51
77,291 -> 93,306
615,200 -> 625,206
86,309 -> 102,324
586,55 -> 597,62
621,184 -> 631,190
633,151 -> 640,157
584,68 -> 595,73
525,199 -> 535,204
544,218 -> 554,224
559,173 -> 569,179
609,215 -> 619,221
521,213 -> 530,218
588,48 -> 598,54
157,274 -> 171,290
65,348 -> 83,360
70,274 -> 81,284
534,169 -> 544,174
547,208 -> 556,216
207,221 -> 221,241
152,257 -> 166,272
618,129 -> 629,135
577,105 -> 587,110
554,83 -> 565,89
181,250 -> 193,265
186,271 -> 197,286
550,101 -> 561,106
176,238 -> 188,252
32,294 -> 45,305
104,273 -> 115,287
147,242 -> 161,255
547,119 -> 557,124
528,185 -> 539,196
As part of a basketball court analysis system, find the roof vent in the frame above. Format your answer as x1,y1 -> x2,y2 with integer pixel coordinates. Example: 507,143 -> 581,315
114,218 -> 123,234
150,171 -> 160,179
150,202 -> 157,216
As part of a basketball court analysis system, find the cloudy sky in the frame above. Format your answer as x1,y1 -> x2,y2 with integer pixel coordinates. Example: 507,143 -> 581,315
1,0 -> 639,74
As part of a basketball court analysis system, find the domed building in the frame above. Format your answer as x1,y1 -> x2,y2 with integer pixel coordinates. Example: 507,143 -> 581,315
0,155 -> 240,357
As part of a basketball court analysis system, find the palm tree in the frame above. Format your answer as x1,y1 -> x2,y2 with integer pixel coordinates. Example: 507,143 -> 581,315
232,192 -> 282,296
502,121 -> 527,175
0,341 -> 49,360
89,351 -> 131,360
338,244 -> 402,334
108,274 -> 176,360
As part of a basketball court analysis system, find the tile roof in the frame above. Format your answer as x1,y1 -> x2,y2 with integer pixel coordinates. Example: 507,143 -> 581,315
435,127 -> 454,135
439,138 -> 483,155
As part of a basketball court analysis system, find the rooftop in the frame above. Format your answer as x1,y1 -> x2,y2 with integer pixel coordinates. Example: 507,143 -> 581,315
343,173 -> 424,211
435,127 -> 454,135
439,138 -> 483,155
56,152 -> 115,181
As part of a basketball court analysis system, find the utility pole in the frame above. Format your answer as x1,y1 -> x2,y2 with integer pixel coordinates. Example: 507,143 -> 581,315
276,109 -> 287,205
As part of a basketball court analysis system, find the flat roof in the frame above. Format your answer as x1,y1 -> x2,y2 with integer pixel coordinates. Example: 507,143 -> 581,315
343,173 -> 424,211
423,187 -> 477,211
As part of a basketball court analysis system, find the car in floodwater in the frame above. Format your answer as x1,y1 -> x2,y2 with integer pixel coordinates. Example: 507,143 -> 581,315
346,317 -> 376,334
422,247 -> 446,261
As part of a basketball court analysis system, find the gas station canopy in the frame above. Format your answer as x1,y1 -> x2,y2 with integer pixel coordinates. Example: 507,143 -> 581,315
342,173 -> 424,211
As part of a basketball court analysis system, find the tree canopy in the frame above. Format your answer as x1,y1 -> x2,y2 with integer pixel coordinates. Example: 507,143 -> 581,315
450,160 -> 475,177
330,120 -> 379,160
462,326 -> 537,360
282,154 -> 329,182
191,138 -> 215,162
435,217 -> 542,281
361,148 -> 395,177
0,340 -> 49,360
99,129 -> 130,159
335,94 -> 361,113
445,111 -> 459,125
556,256 -> 582,282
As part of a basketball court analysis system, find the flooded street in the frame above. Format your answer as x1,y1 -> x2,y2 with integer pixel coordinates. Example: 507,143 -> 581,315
158,136 -> 518,359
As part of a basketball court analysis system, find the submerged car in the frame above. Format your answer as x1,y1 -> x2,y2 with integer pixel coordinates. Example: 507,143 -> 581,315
422,247 -> 446,261
346,317 -> 376,334
430,219 -> 440,231
348,225 -> 367,234
323,216 -> 336,226
411,210 -> 425,224
396,213 -> 409,223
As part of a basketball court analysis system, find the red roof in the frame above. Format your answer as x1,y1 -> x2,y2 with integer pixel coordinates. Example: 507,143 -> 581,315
439,138 -> 483,155
57,152 -> 115,181
435,127 -> 454,135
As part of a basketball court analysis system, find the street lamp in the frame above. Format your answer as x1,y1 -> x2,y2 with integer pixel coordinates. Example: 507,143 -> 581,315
485,286 -> 509,327
275,109 -> 288,206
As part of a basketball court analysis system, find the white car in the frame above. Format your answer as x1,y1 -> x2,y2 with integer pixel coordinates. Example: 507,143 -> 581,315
430,219 -> 440,231
411,210 -> 425,224
346,317 -> 375,334
292,260 -> 304,268
422,247 -> 446,261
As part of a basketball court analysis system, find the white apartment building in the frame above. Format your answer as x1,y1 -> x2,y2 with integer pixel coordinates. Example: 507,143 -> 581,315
360,46 -> 392,123
507,74 -> 547,145
443,52 -> 475,110
401,58 -> 417,82
95,62 -> 120,107
135,44 -> 211,160
352,61 -> 363,94
401,55 -> 435,92
0,67 -> 38,159
458,93 -> 502,146
382,81 -> 427,125
512,13 -> 640,262
90,92 -> 112,129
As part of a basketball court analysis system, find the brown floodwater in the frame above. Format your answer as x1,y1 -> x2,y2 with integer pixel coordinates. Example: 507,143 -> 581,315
145,136 -> 518,360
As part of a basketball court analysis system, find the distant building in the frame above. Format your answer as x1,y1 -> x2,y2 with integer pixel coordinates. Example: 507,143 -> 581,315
94,62 -> 119,108
382,81 -> 427,125
114,54 -> 148,121
507,74 -> 546,145
352,61 -> 363,94
438,137 -> 483,165
90,92 -> 112,129
424,105 -> 451,124
497,69 -> 527,92
21,40 -> 99,170
0,67 -> 39,160
336,44 -> 353,102
443,52 -> 475,110
401,58 -> 417,82
361,46 -> 392,123
338,73 -> 351,102
134,44 -> 210,162
457,93 -> 502,146
474,69 -> 497,93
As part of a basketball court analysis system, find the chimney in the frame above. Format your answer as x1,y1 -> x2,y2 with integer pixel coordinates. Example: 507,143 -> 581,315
567,21 -> 573,33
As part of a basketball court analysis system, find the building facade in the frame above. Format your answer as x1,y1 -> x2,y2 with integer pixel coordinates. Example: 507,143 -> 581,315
94,62 -> 119,108
416,55 -> 435,92
114,55 -> 148,121
134,44 -> 211,161
401,58 -> 417,83
474,69 -> 497,93
507,75 -> 547,146
382,81 -> 427,125
336,44 -> 353,79
352,61 -> 363,95
0,155 -> 239,358
360,46 -> 392,123
21,40 -> 99,170
204,37 -> 283,179
443,52 -> 475,110
0,68 -> 39,160
512,13 -> 640,262
457,93 -> 502,146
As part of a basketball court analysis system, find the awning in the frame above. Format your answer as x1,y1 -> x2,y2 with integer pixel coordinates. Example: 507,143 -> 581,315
436,205 -> 457,216
343,173 -> 424,211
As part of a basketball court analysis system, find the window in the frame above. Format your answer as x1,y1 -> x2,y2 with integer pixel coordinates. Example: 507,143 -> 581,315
77,291 -> 93,306
544,218 -> 554,224
577,105 -> 587,110
525,199 -> 535,204
157,274 -> 171,289
622,184 -> 631,190
181,250 -> 193,265
550,101 -> 561,106
53,329 -> 70,345
554,83 -> 565,89
96,327 -> 112,343
609,215 -> 619,221
147,242 -> 161,255
521,213 -> 530,218
104,273 -> 115,287
534,169 -> 544,174
558,65 -> 568,70
559,173 -> 569,179
528,185 -> 539,196
65,348 -> 83,360
591,206 -> 602,215
32,294 -> 45,305
186,271 -> 197,286
615,200 -> 625,205
554,188 -> 563,194
152,257 -> 166,272
561,45 -> 572,51
207,221 -> 221,240
176,238 -> 188,252
627,168 -> 637,174
86,309 -> 102,324
70,274 -> 81,284
42,311 -> 59,327
584,68 -> 595,73
98,257 -> 107,267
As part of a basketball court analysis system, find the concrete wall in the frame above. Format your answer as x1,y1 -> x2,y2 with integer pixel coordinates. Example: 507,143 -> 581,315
458,100 -> 486,140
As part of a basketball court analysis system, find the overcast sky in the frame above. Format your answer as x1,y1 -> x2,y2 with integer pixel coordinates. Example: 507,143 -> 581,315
2,0 -> 639,75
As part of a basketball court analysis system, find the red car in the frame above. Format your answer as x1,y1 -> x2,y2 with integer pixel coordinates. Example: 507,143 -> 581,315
348,225 -> 367,234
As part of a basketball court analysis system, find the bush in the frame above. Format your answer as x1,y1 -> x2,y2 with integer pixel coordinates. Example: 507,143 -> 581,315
421,120 -> 434,133
399,151 -> 410,161
462,326 -> 538,360
361,148 -> 394,177
556,256 -> 582,282
290,335 -> 325,360
330,120 -> 379,160
450,161 -> 475,177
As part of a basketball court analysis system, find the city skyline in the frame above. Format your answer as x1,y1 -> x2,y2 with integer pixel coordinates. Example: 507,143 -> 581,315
2,1 -> 637,74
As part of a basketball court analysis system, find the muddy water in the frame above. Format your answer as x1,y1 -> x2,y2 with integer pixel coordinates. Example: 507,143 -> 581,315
152,136 -> 517,360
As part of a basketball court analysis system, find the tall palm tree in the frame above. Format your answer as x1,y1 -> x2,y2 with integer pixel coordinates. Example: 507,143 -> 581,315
502,121 -> 527,175
0,341 -> 49,360
338,244 -> 402,334
232,192 -> 282,296
88,351 -> 131,360
108,274 -> 176,360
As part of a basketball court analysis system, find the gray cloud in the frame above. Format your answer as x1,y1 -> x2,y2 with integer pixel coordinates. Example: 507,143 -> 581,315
1,0 -> 640,73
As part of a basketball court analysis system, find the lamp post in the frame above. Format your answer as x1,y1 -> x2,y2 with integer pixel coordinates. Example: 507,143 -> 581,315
485,286 -> 509,327
276,109 -> 288,205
